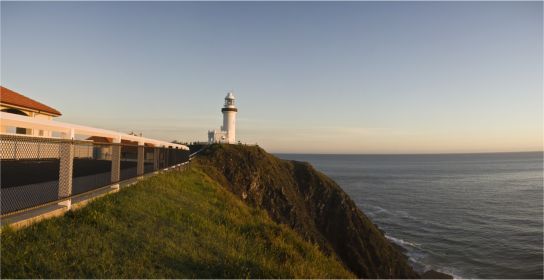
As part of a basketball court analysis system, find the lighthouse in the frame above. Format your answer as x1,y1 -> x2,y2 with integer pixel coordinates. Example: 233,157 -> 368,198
208,92 -> 238,144
222,92 -> 237,143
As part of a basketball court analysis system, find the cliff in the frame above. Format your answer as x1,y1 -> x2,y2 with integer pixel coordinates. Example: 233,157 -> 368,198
194,144 -> 419,278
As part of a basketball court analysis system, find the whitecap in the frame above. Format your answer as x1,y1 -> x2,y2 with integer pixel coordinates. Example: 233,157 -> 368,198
384,234 -> 422,249
427,266 -> 467,280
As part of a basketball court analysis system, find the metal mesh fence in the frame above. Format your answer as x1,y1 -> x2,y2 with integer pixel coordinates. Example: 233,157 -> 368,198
120,143 -> 138,181
144,146 -> 155,174
0,135 -> 62,214
1,134 -> 190,216
168,148 -> 189,166
72,141 -> 112,195
157,148 -> 168,170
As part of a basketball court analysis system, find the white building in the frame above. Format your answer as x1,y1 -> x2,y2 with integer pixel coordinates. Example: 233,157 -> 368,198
208,92 -> 238,144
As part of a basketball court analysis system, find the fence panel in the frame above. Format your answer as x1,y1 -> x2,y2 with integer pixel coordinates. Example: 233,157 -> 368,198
144,147 -> 155,174
177,149 -> 190,164
120,143 -> 138,181
0,135 -> 62,214
158,148 -> 167,170
72,141 -> 113,195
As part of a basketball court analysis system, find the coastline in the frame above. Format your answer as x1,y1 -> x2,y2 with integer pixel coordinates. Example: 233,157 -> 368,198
277,152 -> 543,279
386,234 -> 456,279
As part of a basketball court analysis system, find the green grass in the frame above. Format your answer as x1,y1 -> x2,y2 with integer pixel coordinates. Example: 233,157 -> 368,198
1,166 -> 354,279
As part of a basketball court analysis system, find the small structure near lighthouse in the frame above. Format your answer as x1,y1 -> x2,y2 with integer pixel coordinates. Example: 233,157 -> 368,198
208,92 -> 238,144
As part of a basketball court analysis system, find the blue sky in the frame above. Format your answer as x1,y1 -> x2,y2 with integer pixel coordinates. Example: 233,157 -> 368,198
1,1 -> 542,153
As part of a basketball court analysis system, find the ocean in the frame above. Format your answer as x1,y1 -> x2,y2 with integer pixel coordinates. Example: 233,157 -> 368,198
277,152 -> 543,279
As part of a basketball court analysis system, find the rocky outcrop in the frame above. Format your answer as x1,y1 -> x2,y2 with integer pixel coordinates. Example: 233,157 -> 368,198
195,144 -> 418,279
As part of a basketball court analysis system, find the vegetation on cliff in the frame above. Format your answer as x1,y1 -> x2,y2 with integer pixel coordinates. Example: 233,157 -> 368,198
1,169 -> 353,278
195,144 -> 418,278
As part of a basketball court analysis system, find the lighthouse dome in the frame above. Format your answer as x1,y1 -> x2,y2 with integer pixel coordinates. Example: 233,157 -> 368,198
225,92 -> 235,100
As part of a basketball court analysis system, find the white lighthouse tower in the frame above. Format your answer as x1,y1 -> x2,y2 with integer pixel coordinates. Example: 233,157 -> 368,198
222,92 -> 237,143
208,92 -> 238,144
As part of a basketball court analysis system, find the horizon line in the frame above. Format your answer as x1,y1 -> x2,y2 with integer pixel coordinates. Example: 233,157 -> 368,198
272,150 -> 544,156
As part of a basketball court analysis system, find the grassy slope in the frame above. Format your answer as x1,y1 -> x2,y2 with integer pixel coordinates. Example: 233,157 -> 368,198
0,167 -> 354,279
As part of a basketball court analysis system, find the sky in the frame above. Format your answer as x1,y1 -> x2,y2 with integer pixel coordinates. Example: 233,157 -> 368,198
1,1 -> 542,154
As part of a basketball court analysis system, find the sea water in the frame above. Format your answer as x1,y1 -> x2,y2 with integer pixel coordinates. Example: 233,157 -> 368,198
277,152 -> 543,279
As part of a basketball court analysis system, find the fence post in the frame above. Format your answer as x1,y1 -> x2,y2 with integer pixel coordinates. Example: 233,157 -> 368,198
153,147 -> 160,171
137,141 -> 144,176
111,136 -> 121,189
58,128 -> 74,209
14,137 -> 18,160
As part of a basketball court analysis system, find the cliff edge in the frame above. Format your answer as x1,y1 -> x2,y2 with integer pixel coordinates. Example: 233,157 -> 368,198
194,144 -> 418,278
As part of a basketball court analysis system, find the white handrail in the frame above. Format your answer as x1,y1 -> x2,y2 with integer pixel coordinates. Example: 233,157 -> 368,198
0,112 -> 188,150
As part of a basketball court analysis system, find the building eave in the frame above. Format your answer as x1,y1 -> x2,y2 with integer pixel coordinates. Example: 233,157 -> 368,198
0,102 -> 62,117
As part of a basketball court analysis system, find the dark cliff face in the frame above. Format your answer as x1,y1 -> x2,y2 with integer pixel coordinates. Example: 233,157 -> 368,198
195,144 -> 418,279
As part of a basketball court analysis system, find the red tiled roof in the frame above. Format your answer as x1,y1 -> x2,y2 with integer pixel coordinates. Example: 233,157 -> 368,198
0,86 -> 62,116
86,136 -> 113,143
86,137 -> 137,145
86,136 -> 155,147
